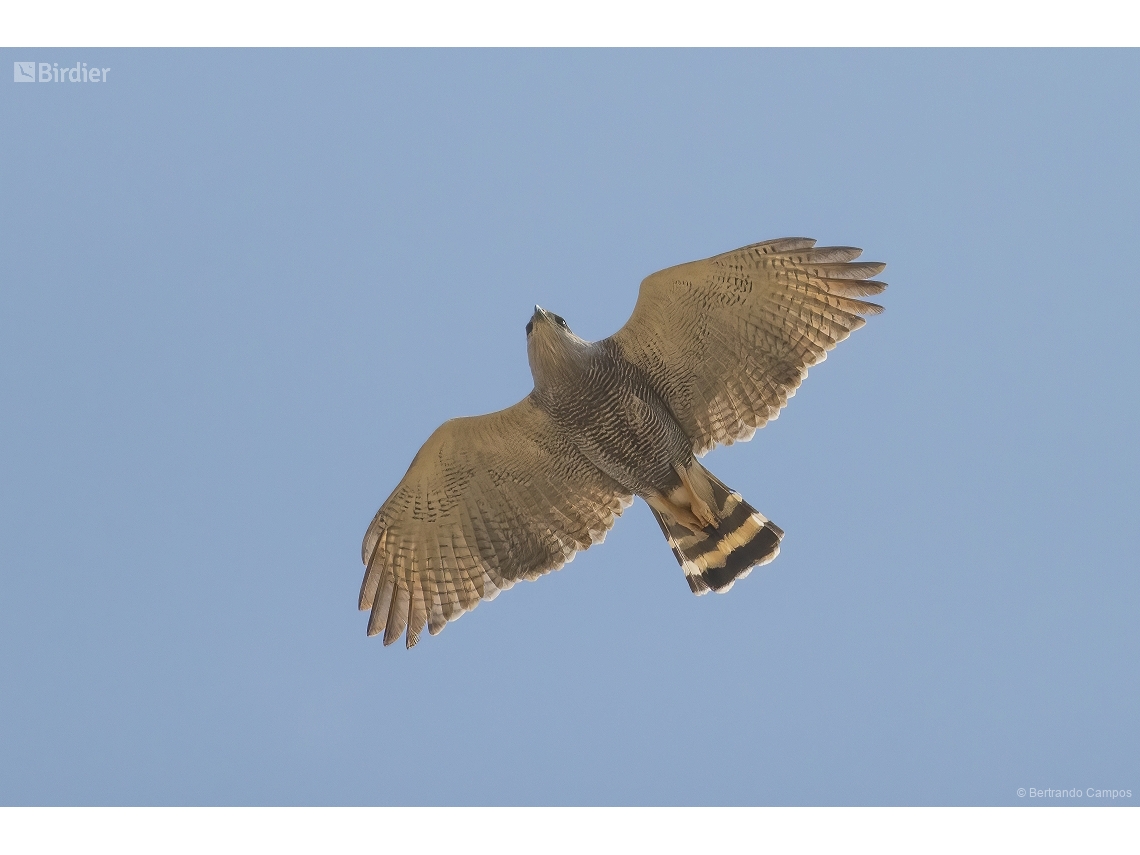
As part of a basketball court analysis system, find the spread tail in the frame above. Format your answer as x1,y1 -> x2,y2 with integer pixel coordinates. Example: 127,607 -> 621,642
650,470 -> 783,594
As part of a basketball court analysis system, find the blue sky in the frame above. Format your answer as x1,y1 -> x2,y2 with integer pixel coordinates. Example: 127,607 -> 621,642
1,49 -> 1137,805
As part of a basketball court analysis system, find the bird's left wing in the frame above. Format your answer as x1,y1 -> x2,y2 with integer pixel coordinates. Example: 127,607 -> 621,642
608,237 -> 886,456
360,394 -> 632,647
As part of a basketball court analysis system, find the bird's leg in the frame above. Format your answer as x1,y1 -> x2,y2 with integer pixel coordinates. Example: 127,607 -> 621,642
675,463 -> 718,530
645,493 -> 704,532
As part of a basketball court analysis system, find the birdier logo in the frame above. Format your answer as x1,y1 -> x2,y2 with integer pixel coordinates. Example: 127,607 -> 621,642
13,62 -> 111,83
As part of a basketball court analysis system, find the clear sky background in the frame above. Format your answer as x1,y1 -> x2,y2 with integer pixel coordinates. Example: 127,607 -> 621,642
1,49 -> 1137,806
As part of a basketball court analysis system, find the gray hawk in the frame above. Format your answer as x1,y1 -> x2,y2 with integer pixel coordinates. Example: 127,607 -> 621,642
360,237 -> 887,647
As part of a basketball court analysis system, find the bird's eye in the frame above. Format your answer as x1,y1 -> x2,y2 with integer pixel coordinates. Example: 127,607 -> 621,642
525,320 -> 534,336
553,315 -> 568,327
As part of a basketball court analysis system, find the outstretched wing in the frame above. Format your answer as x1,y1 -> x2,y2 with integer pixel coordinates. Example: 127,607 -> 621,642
608,237 -> 886,456
360,394 -> 632,647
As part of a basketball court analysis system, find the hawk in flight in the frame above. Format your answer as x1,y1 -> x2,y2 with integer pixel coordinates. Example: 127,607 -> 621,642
361,237 -> 887,646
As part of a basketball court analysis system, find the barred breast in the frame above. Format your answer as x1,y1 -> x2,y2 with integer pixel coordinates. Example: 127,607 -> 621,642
533,340 -> 691,497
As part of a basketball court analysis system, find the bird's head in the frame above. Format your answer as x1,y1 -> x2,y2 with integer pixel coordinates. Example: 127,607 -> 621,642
526,305 -> 587,388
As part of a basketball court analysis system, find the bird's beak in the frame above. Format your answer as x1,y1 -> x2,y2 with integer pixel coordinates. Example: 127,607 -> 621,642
533,305 -> 549,322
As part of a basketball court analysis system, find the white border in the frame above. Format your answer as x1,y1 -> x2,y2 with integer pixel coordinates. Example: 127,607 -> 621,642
2,807 -> 1139,854
3,0 -> 1139,47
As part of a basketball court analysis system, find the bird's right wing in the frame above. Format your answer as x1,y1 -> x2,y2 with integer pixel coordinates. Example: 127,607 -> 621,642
608,237 -> 887,456
360,394 -> 632,648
